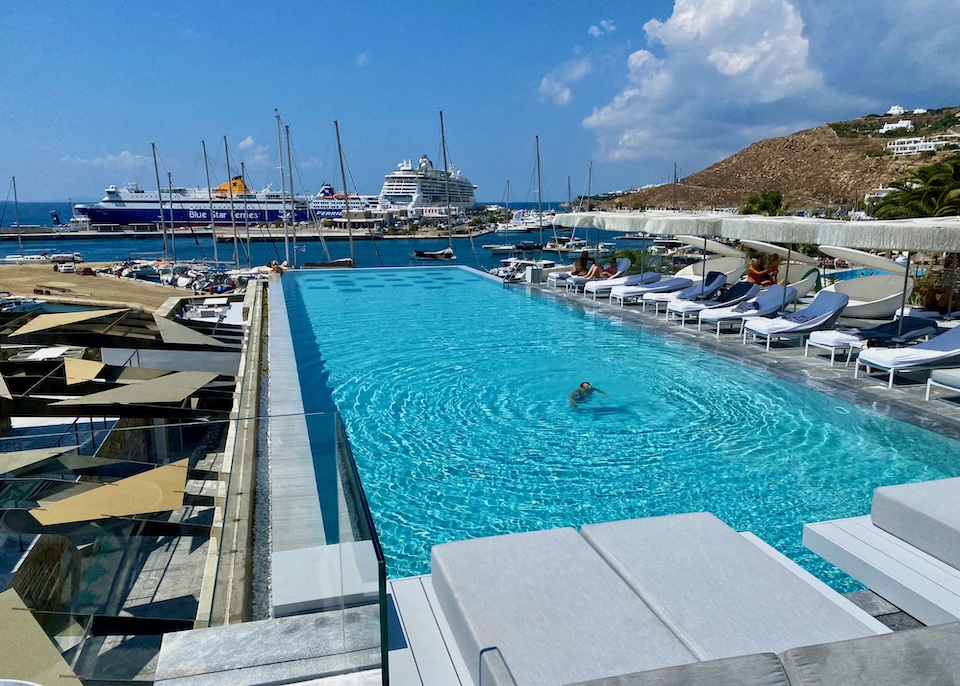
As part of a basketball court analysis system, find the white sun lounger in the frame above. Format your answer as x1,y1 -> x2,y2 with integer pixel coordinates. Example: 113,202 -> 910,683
610,277 -> 693,308
566,257 -> 632,293
642,272 -> 726,315
855,325 -> 960,388
806,317 -> 939,367
667,282 -> 760,326
743,290 -> 849,350
697,285 -> 797,336
583,270 -> 658,300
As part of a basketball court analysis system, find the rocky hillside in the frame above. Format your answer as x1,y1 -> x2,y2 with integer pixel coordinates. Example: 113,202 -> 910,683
606,107 -> 960,212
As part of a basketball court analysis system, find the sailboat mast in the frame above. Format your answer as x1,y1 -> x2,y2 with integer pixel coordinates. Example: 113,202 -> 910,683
224,136 -> 239,267
151,144 -> 168,259
535,135 -> 544,250
334,120 -> 355,266
285,124 -> 297,268
167,172 -> 178,263
201,140 -> 220,264
11,176 -> 21,254
440,110 -> 453,250
275,110 -> 289,265
241,161 -> 251,266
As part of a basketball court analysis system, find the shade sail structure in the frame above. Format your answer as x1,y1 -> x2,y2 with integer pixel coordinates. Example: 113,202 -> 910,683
675,235 -> 743,258
739,240 -> 819,263
9,309 -> 128,337
51,370 -> 219,408
0,371 -> 10,399
29,458 -> 188,525
819,245 -> 908,274
0,445 -> 81,476
153,314 -> 232,348
0,588 -> 84,685
63,357 -> 106,385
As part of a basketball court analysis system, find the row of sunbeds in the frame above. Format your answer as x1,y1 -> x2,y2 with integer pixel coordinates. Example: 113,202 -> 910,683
550,261 -> 960,397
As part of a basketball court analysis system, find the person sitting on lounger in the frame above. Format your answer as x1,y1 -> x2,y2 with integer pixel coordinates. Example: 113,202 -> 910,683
747,257 -> 769,285
569,381 -> 608,406
571,251 -> 595,276
583,258 -> 617,280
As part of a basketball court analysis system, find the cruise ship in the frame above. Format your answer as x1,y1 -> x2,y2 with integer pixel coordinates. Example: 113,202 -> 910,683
74,177 -> 312,227
378,155 -> 476,216
310,183 -> 380,219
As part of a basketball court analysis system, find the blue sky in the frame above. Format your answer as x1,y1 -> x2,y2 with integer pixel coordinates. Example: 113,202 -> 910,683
1,0 -> 958,203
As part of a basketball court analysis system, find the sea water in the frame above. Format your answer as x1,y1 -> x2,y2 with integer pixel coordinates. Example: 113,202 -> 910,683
285,267 -> 960,591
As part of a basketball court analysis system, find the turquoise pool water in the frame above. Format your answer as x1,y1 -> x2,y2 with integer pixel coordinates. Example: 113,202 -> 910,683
284,267 -> 960,591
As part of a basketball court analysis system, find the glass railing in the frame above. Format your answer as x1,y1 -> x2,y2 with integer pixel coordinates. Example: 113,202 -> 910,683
0,280 -> 390,683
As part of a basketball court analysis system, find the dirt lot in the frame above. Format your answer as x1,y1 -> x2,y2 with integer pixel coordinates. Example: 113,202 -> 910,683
0,263 -> 192,311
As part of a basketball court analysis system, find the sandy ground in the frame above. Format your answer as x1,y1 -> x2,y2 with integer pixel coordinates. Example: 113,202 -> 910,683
0,263 -> 192,311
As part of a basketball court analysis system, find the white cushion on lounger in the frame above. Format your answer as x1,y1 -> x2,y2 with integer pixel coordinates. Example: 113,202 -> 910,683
871,477 -> 960,570
431,527 -> 695,686
808,329 -> 861,349
581,513 -> 887,661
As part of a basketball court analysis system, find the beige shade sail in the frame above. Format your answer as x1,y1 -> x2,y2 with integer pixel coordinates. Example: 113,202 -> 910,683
0,371 -> 11,399
0,588 -> 84,685
153,314 -> 232,347
51,370 -> 218,407
9,308 -> 128,337
29,458 -> 188,526
63,357 -> 106,385
0,445 -> 81,476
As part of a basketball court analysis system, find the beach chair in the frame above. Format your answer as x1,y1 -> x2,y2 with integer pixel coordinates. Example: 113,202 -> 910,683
667,281 -> 760,326
696,285 -> 797,336
806,317 -> 939,366
566,257 -> 631,293
582,270 -> 659,301
610,277 -> 693,308
855,325 -> 960,388
743,290 -> 849,350
642,271 -> 726,315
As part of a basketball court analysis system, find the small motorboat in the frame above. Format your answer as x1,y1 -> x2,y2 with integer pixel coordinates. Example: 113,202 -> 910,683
412,247 -> 456,261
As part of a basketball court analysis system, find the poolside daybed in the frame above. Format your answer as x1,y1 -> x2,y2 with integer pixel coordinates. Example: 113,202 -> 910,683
743,290 -> 849,351
805,477 -> 960,627
697,285 -> 798,336
430,512 -> 886,685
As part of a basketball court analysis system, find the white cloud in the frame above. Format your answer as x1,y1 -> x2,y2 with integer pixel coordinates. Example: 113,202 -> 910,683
538,57 -> 592,106
588,19 -> 617,37
62,150 -> 148,167
357,53 -> 369,67
584,0 -> 826,163
238,136 -> 256,150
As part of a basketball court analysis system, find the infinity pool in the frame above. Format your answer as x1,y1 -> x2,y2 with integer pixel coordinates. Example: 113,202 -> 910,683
284,267 -> 960,591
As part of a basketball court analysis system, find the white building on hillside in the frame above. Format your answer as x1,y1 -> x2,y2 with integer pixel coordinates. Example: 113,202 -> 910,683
886,133 -> 960,155
886,105 -> 905,116
879,119 -> 914,134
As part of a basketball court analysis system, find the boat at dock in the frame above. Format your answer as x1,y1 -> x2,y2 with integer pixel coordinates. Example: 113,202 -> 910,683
74,177 -> 313,227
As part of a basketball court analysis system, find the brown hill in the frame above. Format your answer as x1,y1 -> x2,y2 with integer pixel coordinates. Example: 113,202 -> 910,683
607,116 -> 960,213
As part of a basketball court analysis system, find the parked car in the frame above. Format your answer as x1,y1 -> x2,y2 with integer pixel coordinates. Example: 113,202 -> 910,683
75,266 -> 96,276
56,262 -> 76,273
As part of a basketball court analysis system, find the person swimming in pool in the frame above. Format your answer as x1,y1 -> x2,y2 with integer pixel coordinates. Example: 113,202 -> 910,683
569,381 -> 608,407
